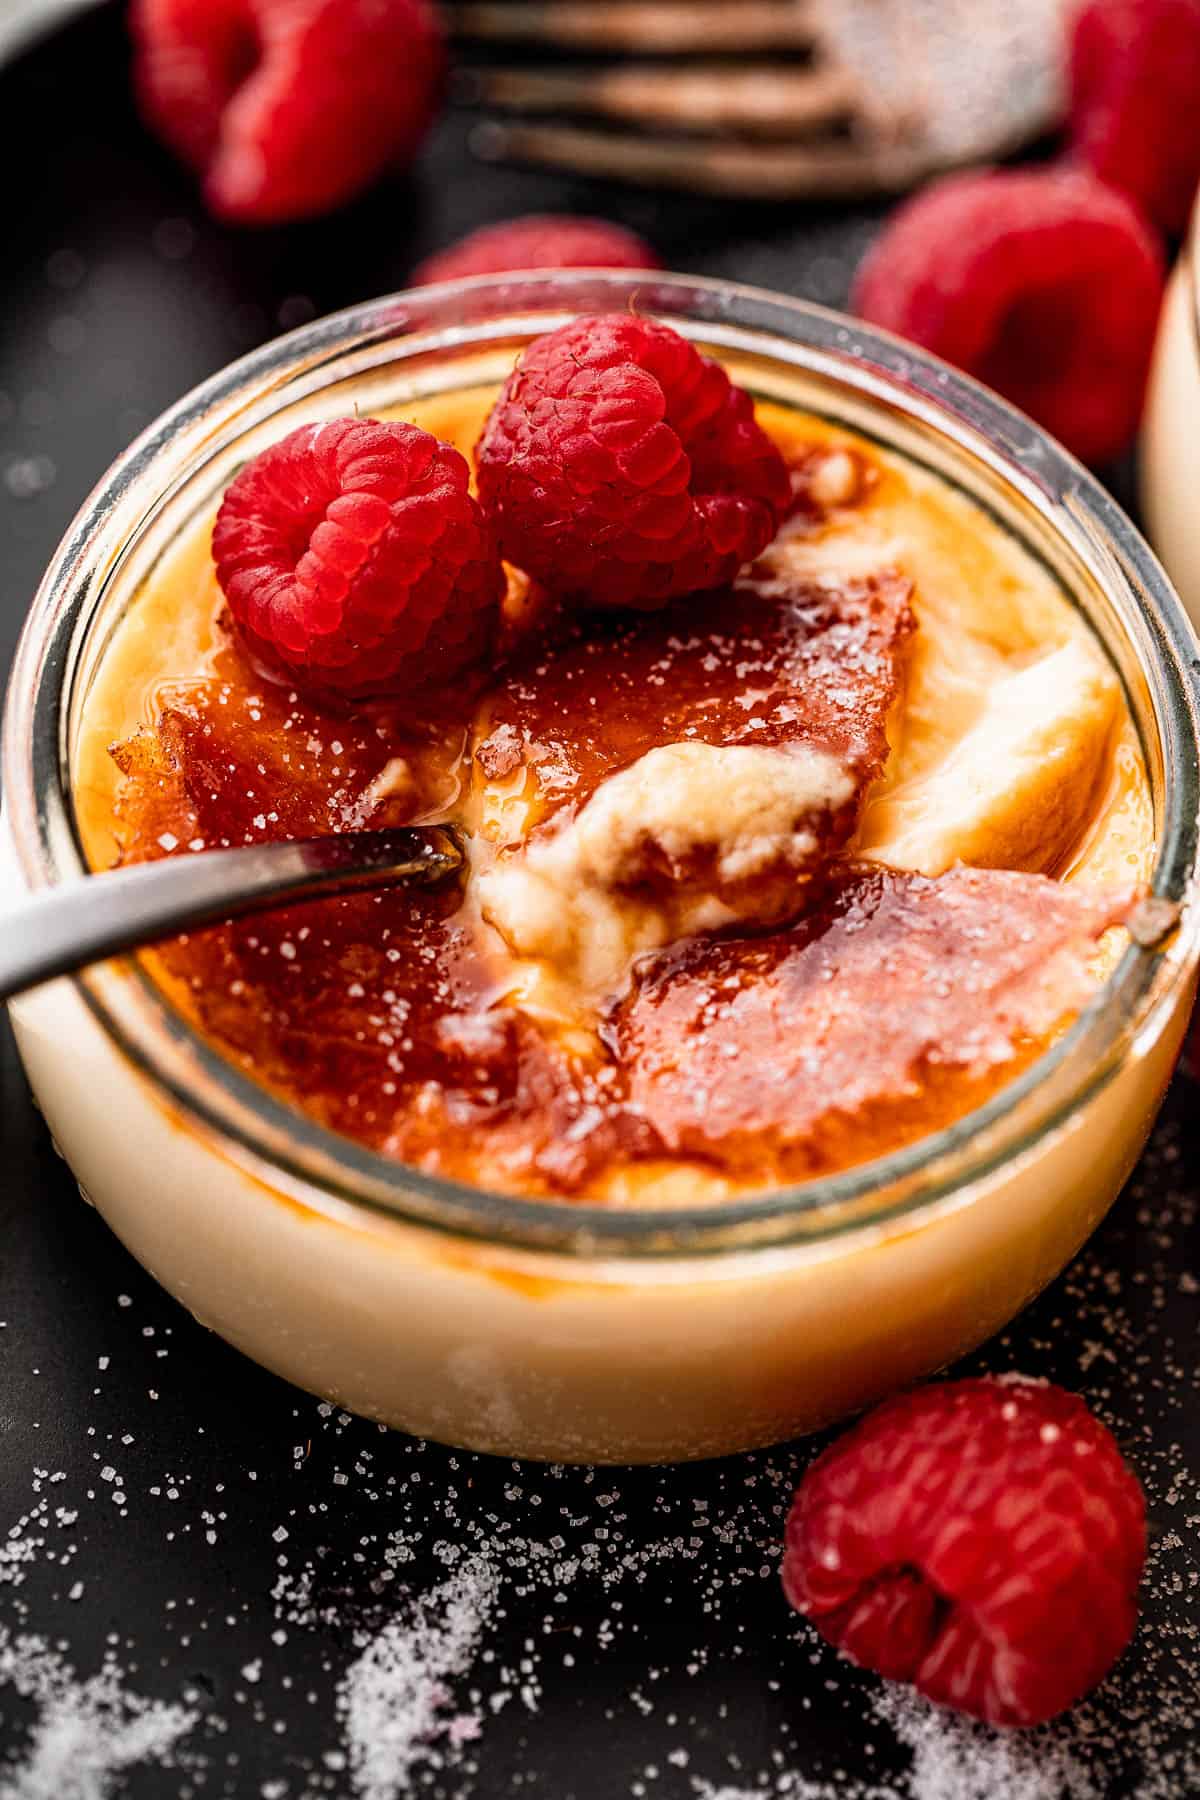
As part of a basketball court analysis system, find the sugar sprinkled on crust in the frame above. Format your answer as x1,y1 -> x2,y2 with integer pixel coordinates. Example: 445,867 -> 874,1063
480,740 -> 854,993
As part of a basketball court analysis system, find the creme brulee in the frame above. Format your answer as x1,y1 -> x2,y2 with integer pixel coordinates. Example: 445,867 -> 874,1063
6,285 -> 1194,1464
71,391 -> 1153,1205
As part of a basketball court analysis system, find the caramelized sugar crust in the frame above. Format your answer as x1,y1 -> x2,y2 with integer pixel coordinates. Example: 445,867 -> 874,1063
608,866 -> 1129,1183
90,405 -> 1142,1202
478,566 -> 913,836
473,554 -> 916,986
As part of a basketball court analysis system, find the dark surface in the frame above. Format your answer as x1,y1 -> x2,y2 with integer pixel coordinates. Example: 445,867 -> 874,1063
2,8 -> 1197,1797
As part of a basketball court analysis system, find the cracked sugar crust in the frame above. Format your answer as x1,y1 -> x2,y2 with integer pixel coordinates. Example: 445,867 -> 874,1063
80,390 -> 1151,1200
474,562 -> 915,839
608,865 -> 1131,1182
476,560 -> 914,991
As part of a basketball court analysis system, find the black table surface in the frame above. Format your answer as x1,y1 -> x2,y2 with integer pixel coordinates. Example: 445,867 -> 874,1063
3,8 -> 1199,1796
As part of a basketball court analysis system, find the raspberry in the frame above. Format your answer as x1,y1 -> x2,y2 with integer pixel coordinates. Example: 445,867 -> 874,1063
782,1378 -> 1145,1727
212,419 -> 503,698
852,168 -> 1165,466
1069,0 -> 1200,237
130,0 -> 444,223
412,215 -> 661,286
475,315 -> 791,609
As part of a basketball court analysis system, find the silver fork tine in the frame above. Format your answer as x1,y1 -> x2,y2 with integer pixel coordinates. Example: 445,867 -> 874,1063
445,0 -> 817,54
471,119 -> 925,198
460,63 -> 858,137
456,0 -> 1070,196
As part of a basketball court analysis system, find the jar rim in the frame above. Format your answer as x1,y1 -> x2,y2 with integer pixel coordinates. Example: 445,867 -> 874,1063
5,268 -> 1200,1260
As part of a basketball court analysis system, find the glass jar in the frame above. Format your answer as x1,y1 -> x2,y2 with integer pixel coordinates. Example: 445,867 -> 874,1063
4,272 -> 1199,1463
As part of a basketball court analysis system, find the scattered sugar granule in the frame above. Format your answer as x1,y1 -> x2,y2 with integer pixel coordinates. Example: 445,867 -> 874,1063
337,1552 -> 500,1800
0,1626 -> 197,1799
872,1689 -> 1099,1800
693,1777 -> 844,1800
0,1531 -> 41,1589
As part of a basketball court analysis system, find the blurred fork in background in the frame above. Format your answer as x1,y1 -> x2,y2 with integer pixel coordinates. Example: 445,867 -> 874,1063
449,0 -> 1073,198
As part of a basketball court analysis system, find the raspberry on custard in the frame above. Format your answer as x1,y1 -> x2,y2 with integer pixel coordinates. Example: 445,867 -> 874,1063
474,314 -> 791,610
212,419 -> 503,698
412,215 -> 661,287
1069,0 -> 1200,238
852,167 -> 1165,466
782,1377 -> 1145,1728
130,0 -> 444,224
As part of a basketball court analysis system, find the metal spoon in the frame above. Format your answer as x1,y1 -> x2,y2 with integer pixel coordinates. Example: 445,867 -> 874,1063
0,826 -> 463,1001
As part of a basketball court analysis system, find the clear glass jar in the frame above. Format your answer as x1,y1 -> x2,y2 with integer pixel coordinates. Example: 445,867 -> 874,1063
4,272 -> 1199,1463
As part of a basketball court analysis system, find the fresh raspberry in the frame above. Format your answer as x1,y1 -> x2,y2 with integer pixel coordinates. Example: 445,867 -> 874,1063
212,419 -> 503,698
130,0 -> 444,224
782,1378 -> 1145,1727
412,215 -> 661,287
475,315 -> 791,609
852,168 -> 1165,466
1069,0 -> 1200,237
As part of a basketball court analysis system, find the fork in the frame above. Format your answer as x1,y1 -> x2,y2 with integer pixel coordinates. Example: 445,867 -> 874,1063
449,0 -> 1072,199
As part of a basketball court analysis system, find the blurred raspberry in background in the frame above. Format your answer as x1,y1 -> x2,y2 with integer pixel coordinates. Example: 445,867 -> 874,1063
130,0 -> 444,223
1068,0 -> 1200,236
412,216 -> 661,286
852,167 -> 1165,466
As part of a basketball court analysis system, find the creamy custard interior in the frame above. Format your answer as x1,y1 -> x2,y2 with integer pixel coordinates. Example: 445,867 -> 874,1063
74,386 -> 1155,1205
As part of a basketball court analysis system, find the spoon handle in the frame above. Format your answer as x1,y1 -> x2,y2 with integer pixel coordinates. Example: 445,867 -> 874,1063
0,827 -> 461,1001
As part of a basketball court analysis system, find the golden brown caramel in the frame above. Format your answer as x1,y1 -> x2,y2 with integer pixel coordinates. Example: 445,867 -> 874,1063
77,392 -> 1151,1202
608,865 -> 1130,1183
478,566 -> 913,835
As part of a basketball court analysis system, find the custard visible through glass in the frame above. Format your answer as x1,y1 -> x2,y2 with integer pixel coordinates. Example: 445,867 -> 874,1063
73,383 -> 1154,1204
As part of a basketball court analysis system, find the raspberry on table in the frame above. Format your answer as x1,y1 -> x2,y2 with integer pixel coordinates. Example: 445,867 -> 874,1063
852,167 -> 1165,466
474,314 -> 791,609
782,1377 -> 1145,1728
1069,0 -> 1200,238
130,0 -> 444,224
412,215 -> 661,286
212,419 -> 504,699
